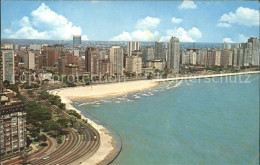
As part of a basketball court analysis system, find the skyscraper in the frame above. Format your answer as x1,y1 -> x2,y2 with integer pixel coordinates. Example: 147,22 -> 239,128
2,50 -> 15,84
127,41 -> 140,56
73,35 -> 82,47
154,41 -> 163,60
248,37 -> 260,66
0,51 -> 3,90
24,51 -> 35,70
168,37 -> 180,73
109,46 -> 123,75
85,47 -> 100,75
0,91 -> 27,156
146,47 -> 154,61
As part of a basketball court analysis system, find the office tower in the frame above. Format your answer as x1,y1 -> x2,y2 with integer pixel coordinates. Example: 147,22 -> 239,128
168,37 -> 180,73
24,51 -> 35,70
85,47 -> 100,75
2,50 -> 15,84
109,46 -> 123,75
125,56 -> 142,74
0,90 -> 27,156
73,35 -> 81,47
154,41 -> 163,60
127,41 -> 140,56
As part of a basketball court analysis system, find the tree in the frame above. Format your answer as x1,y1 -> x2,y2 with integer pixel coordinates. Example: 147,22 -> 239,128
57,118 -> 69,129
3,80 -> 10,86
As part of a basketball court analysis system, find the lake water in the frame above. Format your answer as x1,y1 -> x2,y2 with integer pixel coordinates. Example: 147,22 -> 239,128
75,74 -> 259,165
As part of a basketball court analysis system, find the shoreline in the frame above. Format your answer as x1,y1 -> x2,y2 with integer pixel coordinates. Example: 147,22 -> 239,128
50,80 -> 159,165
50,71 -> 259,165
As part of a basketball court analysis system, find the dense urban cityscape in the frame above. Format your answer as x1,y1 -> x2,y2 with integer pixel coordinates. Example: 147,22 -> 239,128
0,0 -> 259,164
1,34 -> 259,163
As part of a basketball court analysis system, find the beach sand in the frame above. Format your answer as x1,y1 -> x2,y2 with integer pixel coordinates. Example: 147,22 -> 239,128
50,80 -> 159,165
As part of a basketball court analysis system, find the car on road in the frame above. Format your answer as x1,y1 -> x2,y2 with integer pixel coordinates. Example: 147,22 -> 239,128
43,156 -> 50,160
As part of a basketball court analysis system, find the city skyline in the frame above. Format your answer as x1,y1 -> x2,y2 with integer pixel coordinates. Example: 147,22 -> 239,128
1,1 -> 259,43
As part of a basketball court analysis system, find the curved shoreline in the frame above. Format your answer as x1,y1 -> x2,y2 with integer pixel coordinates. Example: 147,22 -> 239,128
50,80 -> 159,165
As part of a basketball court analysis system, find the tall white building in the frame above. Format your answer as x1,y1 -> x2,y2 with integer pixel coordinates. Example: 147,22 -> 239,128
1,50 -> 15,84
168,37 -> 180,73
110,46 -> 124,75
127,41 -> 140,56
24,51 -> 35,70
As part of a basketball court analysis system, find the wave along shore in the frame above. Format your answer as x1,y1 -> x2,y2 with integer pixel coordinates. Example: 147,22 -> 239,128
50,71 -> 259,165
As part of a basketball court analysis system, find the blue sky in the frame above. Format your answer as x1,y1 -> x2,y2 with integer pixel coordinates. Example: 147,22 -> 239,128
1,1 -> 259,43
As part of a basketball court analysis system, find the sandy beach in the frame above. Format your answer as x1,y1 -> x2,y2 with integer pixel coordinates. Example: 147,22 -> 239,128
50,71 -> 259,165
50,80 -> 159,165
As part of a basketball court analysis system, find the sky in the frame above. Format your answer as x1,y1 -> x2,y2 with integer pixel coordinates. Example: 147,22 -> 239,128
1,0 -> 259,43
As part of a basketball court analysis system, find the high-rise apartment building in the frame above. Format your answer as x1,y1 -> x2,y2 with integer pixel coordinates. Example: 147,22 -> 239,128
125,56 -> 142,74
127,41 -> 140,56
221,50 -> 233,66
0,51 -> 3,90
109,46 -> 123,75
24,51 -> 35,70
146,47 -> 154,61
85,47 -> 100,75
154,42 -> 163,60
0,90 -> 27,156
168,37 -> 180,73
248,37 -> 260,66
1,50 -> 15,84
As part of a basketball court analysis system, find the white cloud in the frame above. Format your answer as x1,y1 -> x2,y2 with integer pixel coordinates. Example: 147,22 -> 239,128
136,16 -> 160,30
110,31 -> 132,41
4,29 -> 12,34
110,30 -> 159,41
219,7 -> 259,27
217,23 -> 232,28
187,27 -> 202,38
161,27 -> 202,42
131,30 -> 159,41
9,3 -> 88,40
222,38 -> 233,43
171,17 -> 182,24
178,0 -> 197,9
82,35 -> 89,41
238,34 -> 248,43
110,16 -> 160,41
